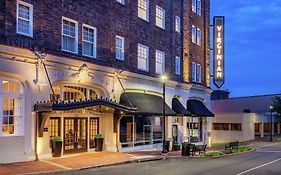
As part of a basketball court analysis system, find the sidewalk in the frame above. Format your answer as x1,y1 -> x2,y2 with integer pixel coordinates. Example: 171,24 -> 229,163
0,140 -> 278,175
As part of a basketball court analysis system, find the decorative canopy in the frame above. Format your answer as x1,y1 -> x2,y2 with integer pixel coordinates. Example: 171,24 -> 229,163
120,92 -> 176,116
172,98 -> 191,116
186,99 -> 215,117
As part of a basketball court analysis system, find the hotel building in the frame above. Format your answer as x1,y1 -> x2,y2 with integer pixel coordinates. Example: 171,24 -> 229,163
0,0 -> 213,163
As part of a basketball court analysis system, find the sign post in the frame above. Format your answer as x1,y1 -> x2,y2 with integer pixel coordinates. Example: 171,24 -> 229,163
213,16 -> 225,88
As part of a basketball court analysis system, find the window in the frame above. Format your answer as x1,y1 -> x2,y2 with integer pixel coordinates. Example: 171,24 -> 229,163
138,44 -> 149,71
196,0 -> 202,16
116,36 -> 125,60
17,1 -> 33,37
192,0 -> 196,12
197,28 -> 201,46
155,50 -> 165,74
138,0 -> 149,21
175,16 -> 181,33
156,6 -> 165,29
213,123 -> 242,131
192,25 -> 201,46
192,25 -> 197,44
62,17 -> 78,53
0,79 -> 23,136
192,0 -> 201,16
49,117 -> 60,147
196,64 -> 202,83
116,0 -> 125,5
82,24 -> 97,58
192,62 -> 197,82
175,56 -> 181,75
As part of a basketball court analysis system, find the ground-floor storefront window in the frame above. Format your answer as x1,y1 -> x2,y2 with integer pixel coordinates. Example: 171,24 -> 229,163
120,116 -> 163,147
186,117 -> 203,142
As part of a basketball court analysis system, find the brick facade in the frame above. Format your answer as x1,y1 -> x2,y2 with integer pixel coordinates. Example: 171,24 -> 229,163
0,0 -> 210,86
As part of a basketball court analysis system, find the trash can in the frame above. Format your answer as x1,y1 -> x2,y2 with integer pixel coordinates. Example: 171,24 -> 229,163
181,142 -> 188,156
164,141 -> 170,152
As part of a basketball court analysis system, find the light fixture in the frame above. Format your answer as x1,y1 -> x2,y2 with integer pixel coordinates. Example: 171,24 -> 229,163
160,74 -> 168,83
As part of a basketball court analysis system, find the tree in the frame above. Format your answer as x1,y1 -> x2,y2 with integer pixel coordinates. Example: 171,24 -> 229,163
272,96 -> 281,115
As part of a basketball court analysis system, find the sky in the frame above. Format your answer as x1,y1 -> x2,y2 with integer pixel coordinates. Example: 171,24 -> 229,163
210,0 -> 281,97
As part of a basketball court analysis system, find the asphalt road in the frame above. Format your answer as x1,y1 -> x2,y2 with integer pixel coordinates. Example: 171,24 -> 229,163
48,143 -> 281,175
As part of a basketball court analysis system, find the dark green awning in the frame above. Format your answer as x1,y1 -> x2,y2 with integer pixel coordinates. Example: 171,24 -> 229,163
186,99 -> 215,117
172,98 -> 191,116
120,92 -> 176,116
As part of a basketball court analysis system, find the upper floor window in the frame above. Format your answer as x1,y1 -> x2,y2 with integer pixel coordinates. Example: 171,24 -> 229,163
196,64 -> 202,83
116,35 -> 125,60
62,17 -> 78,53
156,5 -> 165,29
138,0 -> 149,22
175,56 -> 181,75
82,24 -> 97,58
116,0 -> 125,5
192,0 -> 201,16
175,16 -> 181,33
0,79 -> 24,136
138,44 -> 149,71
17,1 -> 33,37
192,62 -> 197,82
192,25 -> 201,46
155,50 -> 165,74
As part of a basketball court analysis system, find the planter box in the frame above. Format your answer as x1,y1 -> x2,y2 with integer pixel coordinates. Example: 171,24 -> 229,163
95,138 -> 104,152
52,141 -> 62,157
172,145 -> 181,151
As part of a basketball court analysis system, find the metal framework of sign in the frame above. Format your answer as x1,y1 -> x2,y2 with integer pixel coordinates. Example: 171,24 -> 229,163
213,16 -> 225,88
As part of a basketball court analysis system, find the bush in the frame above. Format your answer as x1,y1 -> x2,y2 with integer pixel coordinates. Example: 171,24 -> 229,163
52,136 -> 61,142
274,138 -> 281,142
204,151 -> 225,157
95,134 -> 103,138
231,146 -> 255,153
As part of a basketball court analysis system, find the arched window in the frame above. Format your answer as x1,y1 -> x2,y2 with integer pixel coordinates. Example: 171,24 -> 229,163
0,79 -> 23,136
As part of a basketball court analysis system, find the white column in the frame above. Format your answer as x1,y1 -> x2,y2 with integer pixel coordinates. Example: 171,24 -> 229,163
260,114 -> 264,138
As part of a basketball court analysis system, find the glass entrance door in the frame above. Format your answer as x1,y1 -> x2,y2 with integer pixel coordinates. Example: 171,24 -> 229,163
64,118 -> 87,154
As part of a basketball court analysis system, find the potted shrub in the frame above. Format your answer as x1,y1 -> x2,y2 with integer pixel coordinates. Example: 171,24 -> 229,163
94,134 -> 104,152
52,136 -> 62,157
172,141 -> 180,151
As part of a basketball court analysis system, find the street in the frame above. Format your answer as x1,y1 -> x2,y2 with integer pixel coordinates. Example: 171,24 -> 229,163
47,143 -> 281,175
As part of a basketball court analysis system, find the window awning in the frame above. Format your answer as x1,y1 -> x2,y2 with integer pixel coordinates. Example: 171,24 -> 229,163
34,98 -> 137,113
172,98 -> 191,116
120,92 -> 177,116
186,99 -> 215,117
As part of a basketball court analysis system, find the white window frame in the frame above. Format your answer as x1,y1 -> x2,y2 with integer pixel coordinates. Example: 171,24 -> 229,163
155,50 -> 165,74
16,0 -> 33,37
192,62 -> 197,82
196,64 -> 202,83
175,16 -> 181,33
116,35 -> 125,60
192,0 -> 196,13
137,44 -> 149,71
0,78 -> 24,137
192,25 -> 197,44
61,17 -> 78,54
116,0 -> 125,5
155,5 -> 165,29
138,0 -> 149,22
82,24 -> 97,58
196,0 -> 202,16
175,56 -> 181,75
197,28 -> 201,46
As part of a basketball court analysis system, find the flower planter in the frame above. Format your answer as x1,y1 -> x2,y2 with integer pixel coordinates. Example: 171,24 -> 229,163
52,141 -> 62,157
172,144 -> 181,151
95,138 -> 104,152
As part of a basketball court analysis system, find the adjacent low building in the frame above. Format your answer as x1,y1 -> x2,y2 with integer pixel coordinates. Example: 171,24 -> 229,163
211,93 -> 281,144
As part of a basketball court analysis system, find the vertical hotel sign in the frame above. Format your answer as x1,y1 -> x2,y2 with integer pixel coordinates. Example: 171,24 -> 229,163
213,16 -> 225,88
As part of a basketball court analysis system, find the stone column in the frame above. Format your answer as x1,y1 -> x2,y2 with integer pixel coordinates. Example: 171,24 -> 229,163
260,123 -> 264,138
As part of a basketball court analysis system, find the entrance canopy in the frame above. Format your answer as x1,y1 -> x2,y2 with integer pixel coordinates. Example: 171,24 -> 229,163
120,92 -> 176,116
186,99 -> 215,117
172,98 -> 191,116
34,97 -> 136,113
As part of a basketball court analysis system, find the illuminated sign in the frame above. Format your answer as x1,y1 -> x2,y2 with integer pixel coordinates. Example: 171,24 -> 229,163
213,16 -> 225,88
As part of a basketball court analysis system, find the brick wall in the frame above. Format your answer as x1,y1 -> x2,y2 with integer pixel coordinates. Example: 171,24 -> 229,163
0,0 -> 210,85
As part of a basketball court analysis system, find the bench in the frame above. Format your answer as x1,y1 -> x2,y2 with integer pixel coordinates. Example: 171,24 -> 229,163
191,144 -> 207,156
225,141 -> 239,152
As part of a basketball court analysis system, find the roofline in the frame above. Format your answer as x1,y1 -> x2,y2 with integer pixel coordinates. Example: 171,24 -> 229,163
213,93 -> 281,101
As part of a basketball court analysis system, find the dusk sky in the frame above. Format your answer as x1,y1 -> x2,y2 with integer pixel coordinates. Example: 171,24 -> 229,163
210,0 -> 281,97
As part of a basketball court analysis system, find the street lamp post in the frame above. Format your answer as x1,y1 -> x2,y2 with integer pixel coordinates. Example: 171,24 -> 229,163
270,105 -> 274,142
161,75 -> 168,154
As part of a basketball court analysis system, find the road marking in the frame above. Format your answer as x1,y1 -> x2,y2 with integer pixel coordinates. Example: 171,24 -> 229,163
256,150 -> 281,153
236,157 -> 281,175
41,160 -> 72,170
